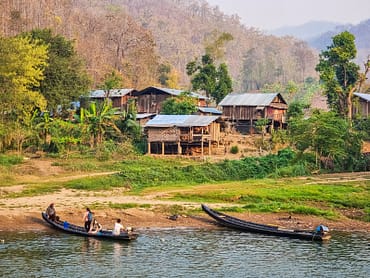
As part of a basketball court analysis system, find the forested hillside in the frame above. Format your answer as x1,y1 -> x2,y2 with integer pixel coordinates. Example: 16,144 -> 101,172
0,0 -> 318,91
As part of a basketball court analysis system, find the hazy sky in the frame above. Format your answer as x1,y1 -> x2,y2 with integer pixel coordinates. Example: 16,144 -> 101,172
206,0 -> 370,30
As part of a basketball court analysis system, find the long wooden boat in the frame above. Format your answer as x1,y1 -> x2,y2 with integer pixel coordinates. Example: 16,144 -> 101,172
201,204 -> 331,241
41,212 -> 138,241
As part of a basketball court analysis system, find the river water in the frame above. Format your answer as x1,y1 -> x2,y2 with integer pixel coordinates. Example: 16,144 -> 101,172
0,228 -> 369,278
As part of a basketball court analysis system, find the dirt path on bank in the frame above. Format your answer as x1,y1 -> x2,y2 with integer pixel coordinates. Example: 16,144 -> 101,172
0,158 -> 369,233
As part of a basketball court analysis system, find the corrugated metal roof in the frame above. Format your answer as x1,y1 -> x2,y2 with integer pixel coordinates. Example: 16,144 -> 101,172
151,87 -> 208,100
145,115 -> 219,127
89,89 -> 134,98
198,107 -> 222,114
354,92 -> 370,102
218,93 -> 280,106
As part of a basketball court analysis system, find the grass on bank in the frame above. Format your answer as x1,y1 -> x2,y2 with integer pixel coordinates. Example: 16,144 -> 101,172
1,153 -> 369,222
146,179 -> 369,220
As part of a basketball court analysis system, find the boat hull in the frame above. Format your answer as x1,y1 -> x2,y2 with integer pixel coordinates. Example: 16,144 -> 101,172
41,212 -> 138,241
201,204 -> 331,241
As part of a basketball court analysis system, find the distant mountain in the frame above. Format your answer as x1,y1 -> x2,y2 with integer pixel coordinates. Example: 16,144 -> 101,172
269,21 -> 339,40
270,19 -> 370,65
308,19 -> 370,63
309,19 -> 370,50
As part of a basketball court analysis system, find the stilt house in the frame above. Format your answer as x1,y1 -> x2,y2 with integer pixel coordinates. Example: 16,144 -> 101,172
144,115 -> 220,156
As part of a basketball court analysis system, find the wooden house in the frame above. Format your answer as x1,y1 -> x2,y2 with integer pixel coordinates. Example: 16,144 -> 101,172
144,115 -> 220,156
353,93 -> 370,118
134,86 -> 208,114
88,89 -> 137,111
218,93 -> 288,134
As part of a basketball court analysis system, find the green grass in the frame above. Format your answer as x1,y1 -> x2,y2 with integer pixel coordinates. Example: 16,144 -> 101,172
51,158 -> 123,172
168,179 -> 370,220
79,202 -> 151,211
64,174 -> 129,191
2,154 -> 369,222
0,154 -> 23,166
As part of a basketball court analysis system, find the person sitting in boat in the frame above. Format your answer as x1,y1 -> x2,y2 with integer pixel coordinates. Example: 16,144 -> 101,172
89,219 -> 102,234
46,203 -> 56,221
316,224 -> 329,235
112,218 -> 124,236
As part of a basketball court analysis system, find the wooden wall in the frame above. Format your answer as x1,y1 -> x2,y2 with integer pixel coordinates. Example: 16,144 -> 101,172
147,122 -> 220,143
137,93 -> 168,113
222,106 -> 260,120
147,127 -> 180,142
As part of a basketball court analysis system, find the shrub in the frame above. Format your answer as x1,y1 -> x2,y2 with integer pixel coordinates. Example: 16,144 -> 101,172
0,154 -> 23,166
230,145 -> 239,154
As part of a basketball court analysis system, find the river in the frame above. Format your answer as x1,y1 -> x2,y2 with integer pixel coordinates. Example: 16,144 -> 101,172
0,228 -> 369,277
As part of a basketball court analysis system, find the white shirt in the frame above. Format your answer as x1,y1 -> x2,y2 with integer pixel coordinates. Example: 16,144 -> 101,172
113,222 -> 123,235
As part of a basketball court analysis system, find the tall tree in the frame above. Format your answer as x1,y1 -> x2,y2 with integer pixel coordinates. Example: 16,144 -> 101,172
24,29 -> 91,113
214,63 -> 233,104
186,54 -> 232,104
186,32 -> 233,104
316,31 -> 370,120
0,35 -> 48,125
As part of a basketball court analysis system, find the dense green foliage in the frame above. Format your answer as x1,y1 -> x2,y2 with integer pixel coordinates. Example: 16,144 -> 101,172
161,92 -> 198,115
0,35 -> 49,152
353,118 -> 370,140
77,101 -> 121,148
0,35 -> 48,125
24,29 -> 91,112
289,110 -> 363,171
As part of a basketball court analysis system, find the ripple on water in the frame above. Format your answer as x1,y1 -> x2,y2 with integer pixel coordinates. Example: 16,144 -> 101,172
0,229 -> 369,278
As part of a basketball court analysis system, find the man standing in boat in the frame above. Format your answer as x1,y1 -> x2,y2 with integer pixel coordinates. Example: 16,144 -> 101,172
83,208 -> 93,232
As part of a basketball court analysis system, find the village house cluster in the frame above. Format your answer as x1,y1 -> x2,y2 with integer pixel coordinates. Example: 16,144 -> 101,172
87,87 -> 370,157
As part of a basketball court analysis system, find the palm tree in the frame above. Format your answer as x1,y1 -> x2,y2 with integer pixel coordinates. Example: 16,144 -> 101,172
78,101 -> 122,148
35,111 -> 53,146
117,99 -> 141,140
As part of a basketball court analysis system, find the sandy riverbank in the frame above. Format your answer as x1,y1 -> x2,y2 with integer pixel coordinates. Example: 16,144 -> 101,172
1,159 -> 369,234
0,201 -> 369,233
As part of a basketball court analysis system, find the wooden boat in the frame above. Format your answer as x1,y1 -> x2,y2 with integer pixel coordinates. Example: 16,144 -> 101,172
201,204 -> 331,241
41,212 -> 138,241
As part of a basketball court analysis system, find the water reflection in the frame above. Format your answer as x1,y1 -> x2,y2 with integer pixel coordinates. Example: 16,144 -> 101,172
81,237 -> 102,253
0,229 -> 369,277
